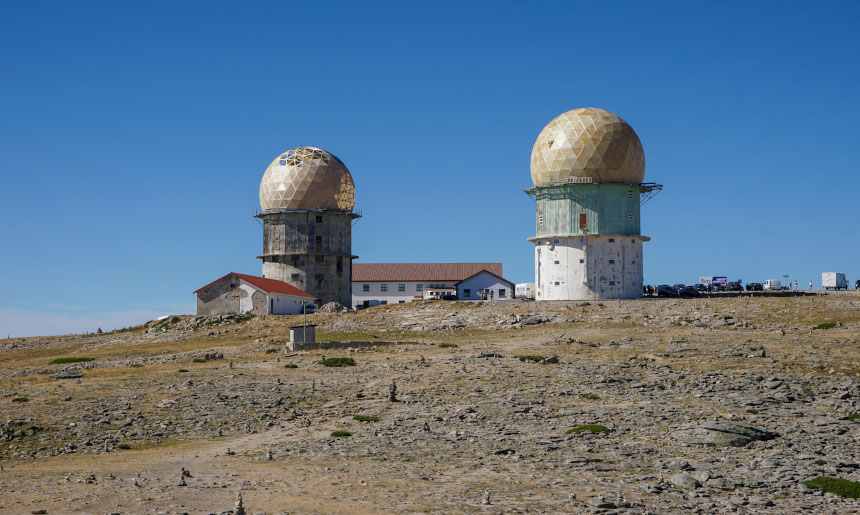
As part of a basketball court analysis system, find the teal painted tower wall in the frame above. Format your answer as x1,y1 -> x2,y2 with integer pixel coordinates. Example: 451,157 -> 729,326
533,184 -> 644,237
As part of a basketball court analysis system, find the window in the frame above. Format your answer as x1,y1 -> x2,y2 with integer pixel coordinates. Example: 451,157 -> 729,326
554,281 -> 560,286
279,159 -> 286,165
416,283 -> 423,291
362,300 -> 369,307
399,300 -> 405,304
632,260 -> 637,264
336,257 -> 343,274
398,284 -> 405,291
291,255 -> 300,262
381,284 -> 388,292
553,238 -> 559,243
609,280 -> 616,286
580,237 -> 585,243
381,300 -> 388,305
631,239 -> 636,243
627,190 -> 633,199
315,215 -> 323,223
579,259 -> 584,263
463,288 -> 471,297
609,259 -> 615,264
552,260 -> 559,264
539,215 -> 544,225
498,288 -> 506,298
291,273 -> 300,281
315,255 -> 324,262
315,273 -> 324,281
362,284 -> 369,292
628,213 -> 634,223
609,238 -> 615,243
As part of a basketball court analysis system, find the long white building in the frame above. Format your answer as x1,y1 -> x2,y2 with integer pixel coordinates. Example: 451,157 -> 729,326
352,263 -> 514,307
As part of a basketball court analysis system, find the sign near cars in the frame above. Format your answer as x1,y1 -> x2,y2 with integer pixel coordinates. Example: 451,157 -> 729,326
699,276 -> 727,286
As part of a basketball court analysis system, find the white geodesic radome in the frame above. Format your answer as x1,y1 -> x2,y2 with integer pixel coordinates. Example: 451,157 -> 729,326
259,147 -> 355,211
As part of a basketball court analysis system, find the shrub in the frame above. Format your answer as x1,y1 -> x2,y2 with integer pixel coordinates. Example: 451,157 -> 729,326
178,369 -> 189,373
284,363 -> 298,369
814,322 -> 837,330
815,459 -> 827,465
746,408 -> 760,414
579,302 -> 590,307
12,397 -> 28,402
321,357 -> 355,367
49,357 -> 94,365
439,343 -> 458,348
117,443 -> 132,450
353,415 -> 379,422
566,424 -> 612,435
580,393 -> 599,400
265,348 -> 279,354
129,364 -> 144,368
848,413 -> 860,422
170,316 -> 180,323
192,358 -> 206,363
519,355 -> 544,363
331,430 -> 352,437
804,476 -> 860,498
597,303 -> 606,308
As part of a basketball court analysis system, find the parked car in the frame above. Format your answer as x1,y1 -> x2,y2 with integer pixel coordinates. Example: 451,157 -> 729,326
694,283 -> 708,293
727,281 -> 744,292
856,280 -> 860,290
301,303 -> 317,314
708,283 -> 726,292
679,285 -> 699,297
441,294 -> 459,301
746,283 -> 763,291
656,284 -> 678,297
643,285 -> 656,297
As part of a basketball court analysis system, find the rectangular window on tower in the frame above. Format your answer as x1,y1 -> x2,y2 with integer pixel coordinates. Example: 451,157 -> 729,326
362,284 -> 369,292
336,257 -> 343,275
609,259 -> 615,264
315,215 -> 323,223
291,273 -> 300,281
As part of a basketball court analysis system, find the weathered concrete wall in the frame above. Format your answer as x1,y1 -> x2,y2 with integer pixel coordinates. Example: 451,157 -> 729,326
287,340 -> 398,352
259,210 -> 354,308
197,277 -> 265,315
289,325 -> 316,344
534,235 -> 644,300
534,184 -> 642,237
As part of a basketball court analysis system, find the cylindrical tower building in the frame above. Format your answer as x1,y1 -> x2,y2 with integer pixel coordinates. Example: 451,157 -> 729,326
526,108 -> 661,300
256,147 -> 359,307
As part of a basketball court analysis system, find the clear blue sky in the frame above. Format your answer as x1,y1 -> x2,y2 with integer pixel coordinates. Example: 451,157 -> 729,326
2,1 -> 859,336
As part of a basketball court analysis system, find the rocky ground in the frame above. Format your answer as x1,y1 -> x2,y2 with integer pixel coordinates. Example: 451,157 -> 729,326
1,292 -> 860,514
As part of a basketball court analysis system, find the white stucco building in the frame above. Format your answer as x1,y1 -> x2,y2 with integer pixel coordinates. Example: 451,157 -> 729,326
352,263 -> 514,307
194,272 -> 316,315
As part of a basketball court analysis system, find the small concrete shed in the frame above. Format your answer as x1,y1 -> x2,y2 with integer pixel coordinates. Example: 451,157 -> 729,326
194,273 -> 316,316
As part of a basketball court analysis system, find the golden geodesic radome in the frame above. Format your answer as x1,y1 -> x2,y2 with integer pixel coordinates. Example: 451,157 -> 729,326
259,147 -> 355,212
530,108 -> 645,186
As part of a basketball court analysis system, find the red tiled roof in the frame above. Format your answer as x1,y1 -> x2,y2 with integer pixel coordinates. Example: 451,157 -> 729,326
352,263 -> 502,282
193,273 -> 315,299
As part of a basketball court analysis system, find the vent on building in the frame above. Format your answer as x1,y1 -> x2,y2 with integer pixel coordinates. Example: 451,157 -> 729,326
628,213 -> 634,223
627,190 -> 633,199
539,215 -> 544,225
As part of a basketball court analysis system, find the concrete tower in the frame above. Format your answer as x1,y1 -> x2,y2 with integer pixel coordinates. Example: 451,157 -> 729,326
256,147 -> 359,307
526,108 -> 661,300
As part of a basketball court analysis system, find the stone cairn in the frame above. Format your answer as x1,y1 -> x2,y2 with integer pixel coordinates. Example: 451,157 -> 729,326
234,492 -> 246,515
389,380 -> 398,402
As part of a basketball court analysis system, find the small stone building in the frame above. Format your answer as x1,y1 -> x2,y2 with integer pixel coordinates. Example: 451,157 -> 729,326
194,272 -> 316,316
